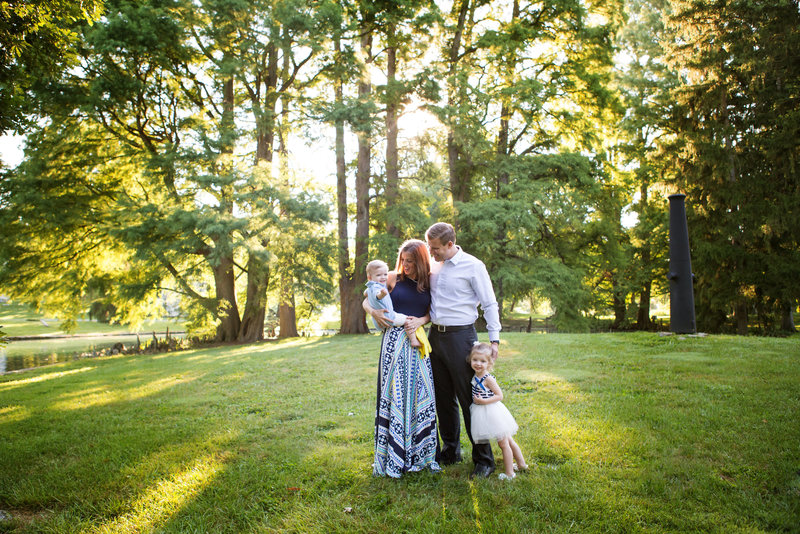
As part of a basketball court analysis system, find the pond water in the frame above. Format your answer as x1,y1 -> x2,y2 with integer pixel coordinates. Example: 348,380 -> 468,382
0,333 -> 182,374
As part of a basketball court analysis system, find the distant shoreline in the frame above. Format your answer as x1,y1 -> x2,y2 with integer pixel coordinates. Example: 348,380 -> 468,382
6,331 -> 186,341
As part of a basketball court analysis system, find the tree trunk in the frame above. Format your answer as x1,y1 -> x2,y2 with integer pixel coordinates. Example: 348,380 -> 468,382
279,271 -> 299,338
495,0 -> 518,195
213,66 -> 241,343
447,133 -> 471,205
611,279 -> 626,330
735,298 -> 749,335
277,111 -> 300,339
255,42 -> 278,162
242,42 -> 278,342
780,299 -> 796,332
340,276 -> 367,333
636,179 -> 652,330
238,251 -> 269,342
214,256 -> 241,342
636,279 -> 652,330
446,0 -> 474,208
385,30 -> 401,238
334,37 -> 368,334
352,21 -> 372,332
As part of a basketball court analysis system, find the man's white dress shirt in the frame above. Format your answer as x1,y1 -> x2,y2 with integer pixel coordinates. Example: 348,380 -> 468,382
429,247 -> 501,342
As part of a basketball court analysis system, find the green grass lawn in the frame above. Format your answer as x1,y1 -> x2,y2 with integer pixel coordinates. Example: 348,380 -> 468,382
1,332 -> 798,533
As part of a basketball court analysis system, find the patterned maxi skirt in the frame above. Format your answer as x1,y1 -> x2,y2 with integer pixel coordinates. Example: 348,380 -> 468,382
373,326 -> 440,477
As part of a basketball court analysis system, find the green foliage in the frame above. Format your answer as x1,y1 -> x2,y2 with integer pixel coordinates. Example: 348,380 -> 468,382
0,0 -> 338,341
5,0 -> 797,337
0,0 -> 104,134
662,0 -> 800,333
425,0 -> 629,331
0,120 -> 133,332
269,199 -> 338,316
459,153 -> 612,332
369,133 -> 452,264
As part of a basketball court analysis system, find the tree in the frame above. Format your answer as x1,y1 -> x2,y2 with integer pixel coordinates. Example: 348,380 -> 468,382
0,119 -> 147,331
329,29 -> 369,335
372,0 -> 440,241
459,153 -> 605,331
663,0 -> 800,333
0,0 -> 104,136
0,0 -> 334,340
438,0 -> 623,326
353,3 -> 374,333
614,0 -> 676,330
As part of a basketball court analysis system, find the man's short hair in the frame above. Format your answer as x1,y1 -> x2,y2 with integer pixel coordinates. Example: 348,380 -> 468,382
425,222 -> 456,245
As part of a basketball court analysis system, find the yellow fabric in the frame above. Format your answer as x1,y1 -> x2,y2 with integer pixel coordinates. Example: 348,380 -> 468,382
416,326 -> 432,358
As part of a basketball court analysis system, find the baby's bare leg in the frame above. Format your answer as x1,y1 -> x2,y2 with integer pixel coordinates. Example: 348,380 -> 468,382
408,330 -> 421,347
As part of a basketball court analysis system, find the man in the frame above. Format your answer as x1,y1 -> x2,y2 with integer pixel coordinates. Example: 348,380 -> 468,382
365,222 -> 501,478
424,222 -> 501,479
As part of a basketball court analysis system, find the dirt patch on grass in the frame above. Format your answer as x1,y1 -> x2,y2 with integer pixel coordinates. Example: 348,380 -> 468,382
0,508 -> 52,530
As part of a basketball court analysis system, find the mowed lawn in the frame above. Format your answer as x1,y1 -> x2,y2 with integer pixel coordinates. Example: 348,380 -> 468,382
1,332 -> 798,533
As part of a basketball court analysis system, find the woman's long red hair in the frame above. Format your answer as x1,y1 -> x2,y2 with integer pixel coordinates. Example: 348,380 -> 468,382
395,239 -> 431,292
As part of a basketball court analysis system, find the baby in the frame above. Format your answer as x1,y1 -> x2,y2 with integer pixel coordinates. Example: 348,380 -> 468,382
365,259 -> 420,347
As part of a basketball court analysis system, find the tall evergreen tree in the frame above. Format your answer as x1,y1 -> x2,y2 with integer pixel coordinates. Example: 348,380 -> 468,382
664,0 -> 800,333
371,0 -> 440,245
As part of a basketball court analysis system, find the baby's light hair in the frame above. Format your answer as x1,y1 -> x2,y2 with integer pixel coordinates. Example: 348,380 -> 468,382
468,342 -> 494,369
366,259 -> 389,278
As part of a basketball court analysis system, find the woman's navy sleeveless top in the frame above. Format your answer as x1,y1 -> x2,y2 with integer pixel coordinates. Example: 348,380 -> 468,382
390,276 -> 431,317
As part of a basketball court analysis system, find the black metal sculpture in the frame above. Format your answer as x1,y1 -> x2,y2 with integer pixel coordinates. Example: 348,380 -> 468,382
667,194 -> 697,334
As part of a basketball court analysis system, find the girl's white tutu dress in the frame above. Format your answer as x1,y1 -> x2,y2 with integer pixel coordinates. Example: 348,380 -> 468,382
470,373 -> 519,443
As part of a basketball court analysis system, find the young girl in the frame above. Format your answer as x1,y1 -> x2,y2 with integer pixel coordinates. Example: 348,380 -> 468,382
469,342 -> 528,480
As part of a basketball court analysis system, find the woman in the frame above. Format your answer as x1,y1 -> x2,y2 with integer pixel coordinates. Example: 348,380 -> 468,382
369,239 -> 440,477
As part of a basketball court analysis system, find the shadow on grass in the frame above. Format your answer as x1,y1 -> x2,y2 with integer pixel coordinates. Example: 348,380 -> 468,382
0,336 -> 376,531
2,333 -> 799,532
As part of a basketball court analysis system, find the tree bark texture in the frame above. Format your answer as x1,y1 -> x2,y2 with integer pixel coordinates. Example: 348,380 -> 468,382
213,256 -> 241,342
334,37 -> 368,334
446,0 -> 474,208
279,271 -> 299,338
352,24 -> 372,333
238,252 -> 269,342
385,31 -> 401,238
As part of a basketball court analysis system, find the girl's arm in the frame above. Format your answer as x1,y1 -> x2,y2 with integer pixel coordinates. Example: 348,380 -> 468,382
473,375 -> 504,405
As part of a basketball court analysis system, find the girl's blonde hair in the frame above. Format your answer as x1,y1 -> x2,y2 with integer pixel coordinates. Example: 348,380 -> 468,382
468,342 -> 494,369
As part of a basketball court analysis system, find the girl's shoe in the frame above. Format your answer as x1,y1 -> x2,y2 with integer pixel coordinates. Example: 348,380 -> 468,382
498,473 -> 516,481
513,463 -> 529,472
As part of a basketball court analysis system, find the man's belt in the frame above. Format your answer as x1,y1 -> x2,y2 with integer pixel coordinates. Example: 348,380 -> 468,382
432,324 -> 473,333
